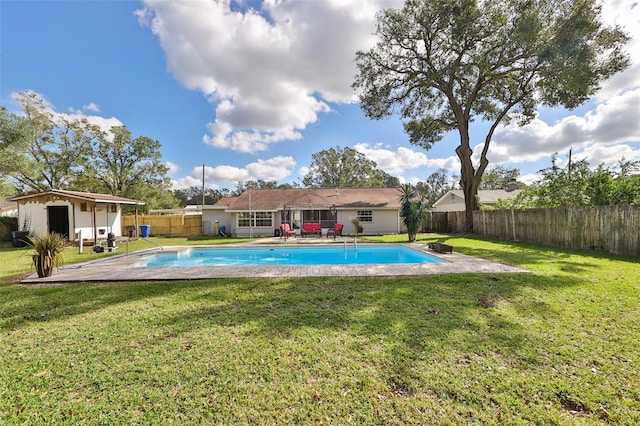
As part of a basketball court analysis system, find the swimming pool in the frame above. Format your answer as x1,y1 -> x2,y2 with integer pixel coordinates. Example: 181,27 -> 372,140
136,245 -> 445,267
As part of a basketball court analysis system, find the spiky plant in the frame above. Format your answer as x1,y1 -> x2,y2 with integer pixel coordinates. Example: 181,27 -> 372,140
350,217 -> 363,235
29,232 -> 68,277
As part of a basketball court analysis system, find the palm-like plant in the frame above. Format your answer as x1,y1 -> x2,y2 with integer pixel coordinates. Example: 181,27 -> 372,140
350,216 -> 364,235
398,183 -> 428,242
29,232 -> 67,278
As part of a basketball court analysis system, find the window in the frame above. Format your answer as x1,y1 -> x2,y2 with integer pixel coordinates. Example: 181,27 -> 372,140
237,211 -> 273,227
110,204 -> 117,213
80,202 -> 88,212
238,212 -> 251,227
254,211 -> 272,226
357,210 -> 373,222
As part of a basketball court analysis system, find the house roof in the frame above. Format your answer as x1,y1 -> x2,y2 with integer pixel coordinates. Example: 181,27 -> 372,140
211,188 -> 403,211
9,189 -> 145,205
0,200 -> 18,212
432,189 -> 522,208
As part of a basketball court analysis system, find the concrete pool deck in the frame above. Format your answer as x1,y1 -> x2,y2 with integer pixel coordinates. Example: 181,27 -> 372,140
21,239 -> 526,284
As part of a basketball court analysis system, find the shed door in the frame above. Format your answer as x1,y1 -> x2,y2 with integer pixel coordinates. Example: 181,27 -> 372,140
48,206 -> 70,238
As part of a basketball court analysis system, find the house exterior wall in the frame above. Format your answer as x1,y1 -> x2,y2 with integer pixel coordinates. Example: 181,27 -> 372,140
18,200 -> 123,240
19,202 -> 51,237
336,209 -> 404,235
202,209 -> 234,236
203,207 -> 406,237
432,193 -> 466,212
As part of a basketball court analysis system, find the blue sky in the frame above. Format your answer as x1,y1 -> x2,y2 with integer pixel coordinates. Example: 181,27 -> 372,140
2,0 -> 639,191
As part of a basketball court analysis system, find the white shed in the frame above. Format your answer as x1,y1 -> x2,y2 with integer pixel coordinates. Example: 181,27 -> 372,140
10,190 -> 144,243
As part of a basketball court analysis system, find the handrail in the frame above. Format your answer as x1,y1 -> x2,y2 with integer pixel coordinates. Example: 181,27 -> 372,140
142,237 -> 164,252
124,237 -> 163,255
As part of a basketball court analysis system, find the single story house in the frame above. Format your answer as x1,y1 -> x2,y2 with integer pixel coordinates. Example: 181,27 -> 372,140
0,200 -> 18,217
10,190 -> 145,243
431,188 -> 522,212
202,188 -> 406,237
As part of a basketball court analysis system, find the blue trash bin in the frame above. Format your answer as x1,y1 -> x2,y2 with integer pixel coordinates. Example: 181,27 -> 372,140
139,225 -> 151,237
219,225 -> 226,236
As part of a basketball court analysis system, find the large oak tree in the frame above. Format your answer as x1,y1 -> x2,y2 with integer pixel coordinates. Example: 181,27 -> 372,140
354,0 -> 630,231
303,146 -> 399,188
1,91 -> 178,210
0,92 -> 94,192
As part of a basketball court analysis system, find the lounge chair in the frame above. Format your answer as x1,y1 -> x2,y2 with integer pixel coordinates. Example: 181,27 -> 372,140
301,222 -> 321,237
280,223 -> 296,239
326,223 -> 343,240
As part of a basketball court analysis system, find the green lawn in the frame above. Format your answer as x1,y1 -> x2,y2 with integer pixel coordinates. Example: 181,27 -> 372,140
1,235 -> 638,424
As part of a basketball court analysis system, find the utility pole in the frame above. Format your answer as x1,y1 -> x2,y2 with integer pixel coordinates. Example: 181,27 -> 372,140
202,164 -> 205,235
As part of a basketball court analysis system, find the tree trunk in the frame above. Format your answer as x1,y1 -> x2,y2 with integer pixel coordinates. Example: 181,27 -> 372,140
456,144 -> 478,233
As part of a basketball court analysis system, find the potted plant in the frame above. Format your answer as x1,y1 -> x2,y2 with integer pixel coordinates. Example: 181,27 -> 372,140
29,232 -> 67,278
350,217 -> 364,235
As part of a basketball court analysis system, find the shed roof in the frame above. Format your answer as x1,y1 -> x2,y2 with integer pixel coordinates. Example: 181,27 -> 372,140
9,189 -> 145,205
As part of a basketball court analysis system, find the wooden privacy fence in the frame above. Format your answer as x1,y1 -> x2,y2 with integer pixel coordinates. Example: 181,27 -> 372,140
121,215 -> 202,237
424,205 -> 639,256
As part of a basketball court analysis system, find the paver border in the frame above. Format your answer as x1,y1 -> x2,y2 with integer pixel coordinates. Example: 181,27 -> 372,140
21,242 -> 527,284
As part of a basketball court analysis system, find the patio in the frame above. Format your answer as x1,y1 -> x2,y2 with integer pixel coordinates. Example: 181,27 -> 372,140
21,241 -> 526,283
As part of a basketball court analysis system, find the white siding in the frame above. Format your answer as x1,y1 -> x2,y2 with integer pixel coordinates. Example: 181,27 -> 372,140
202,208 -> 233,236
336,209 -> 403,235
19,200 -> 124,239
432,193 -> 466,212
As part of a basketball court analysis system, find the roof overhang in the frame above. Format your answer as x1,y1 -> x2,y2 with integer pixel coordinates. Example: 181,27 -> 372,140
9,190 -> 145,206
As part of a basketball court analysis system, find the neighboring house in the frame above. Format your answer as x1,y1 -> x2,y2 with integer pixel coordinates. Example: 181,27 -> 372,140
203,188 -> 406,237
9,190 -> 145,242
149,205 -> 203,215
431,188 -> 522,212
0,201 -> 18,217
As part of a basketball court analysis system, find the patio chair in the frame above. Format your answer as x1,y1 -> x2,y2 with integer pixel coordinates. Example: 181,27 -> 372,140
327,223 -> 343,240
280,223 -> 296,239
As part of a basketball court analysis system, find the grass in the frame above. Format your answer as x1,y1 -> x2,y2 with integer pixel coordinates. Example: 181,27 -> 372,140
1,234 -> 639,424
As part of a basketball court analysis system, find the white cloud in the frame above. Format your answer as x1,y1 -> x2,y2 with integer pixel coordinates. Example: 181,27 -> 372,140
182,155 -> 296,187
519,173 -> 540,186
172,175 -> 207,190
489,88 -> 640,164
298,166 -> 310,178
354,143 -> 430,175
397,176 -> 423,185
165,161 -> 180,176
245,156 -> 296,181
136,0 -> 397,153
203,164 -> 250,184
572,144 -> 640,168
82,102 -> 101,113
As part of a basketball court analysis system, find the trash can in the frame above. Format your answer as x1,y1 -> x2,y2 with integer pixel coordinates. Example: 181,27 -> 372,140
107,232 -> 116,248
219,225 -> 226,237
139,225 -> 151,237
126,226 -> 135,237
274,228 -> 281,237
11,230 -> 29,248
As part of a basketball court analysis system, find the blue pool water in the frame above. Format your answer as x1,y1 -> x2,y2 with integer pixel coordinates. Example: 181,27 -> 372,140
137,245 -> 444,267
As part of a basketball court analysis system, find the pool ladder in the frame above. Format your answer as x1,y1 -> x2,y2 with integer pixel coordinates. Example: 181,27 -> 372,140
343,237 -> 358,259
343,236 -> 358,251
125,237 -> 164,255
